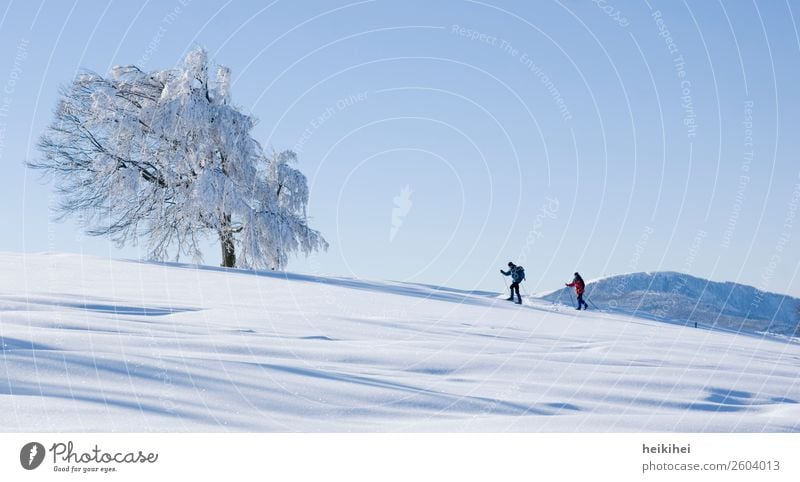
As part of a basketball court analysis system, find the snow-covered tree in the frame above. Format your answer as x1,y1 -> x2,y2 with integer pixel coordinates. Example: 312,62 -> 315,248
32,48 -> 327,269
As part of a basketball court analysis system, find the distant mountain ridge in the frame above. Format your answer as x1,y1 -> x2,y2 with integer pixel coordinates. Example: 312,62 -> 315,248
539,271 -> 800,337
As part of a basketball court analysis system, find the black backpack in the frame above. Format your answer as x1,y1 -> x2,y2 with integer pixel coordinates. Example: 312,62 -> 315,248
512,266 -> 525,282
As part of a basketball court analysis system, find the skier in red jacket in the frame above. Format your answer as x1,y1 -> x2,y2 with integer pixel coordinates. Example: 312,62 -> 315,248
566,272 -> 589,310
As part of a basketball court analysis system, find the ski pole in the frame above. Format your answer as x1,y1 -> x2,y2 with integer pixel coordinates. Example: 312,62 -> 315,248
586,295 -> 599,310
554,289 -> 565,310
520,282 -> 530,302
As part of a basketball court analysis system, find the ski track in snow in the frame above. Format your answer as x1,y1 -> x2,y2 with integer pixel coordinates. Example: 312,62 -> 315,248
1,253 -> 798,432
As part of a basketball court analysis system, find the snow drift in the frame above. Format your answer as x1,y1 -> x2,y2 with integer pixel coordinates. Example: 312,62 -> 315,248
1,253 -> 798,432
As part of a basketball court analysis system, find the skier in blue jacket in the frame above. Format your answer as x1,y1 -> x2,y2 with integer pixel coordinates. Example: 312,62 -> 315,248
501,262 -> 525,304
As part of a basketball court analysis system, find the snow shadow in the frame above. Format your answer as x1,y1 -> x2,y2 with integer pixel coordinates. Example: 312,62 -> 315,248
397,281 -> 498,297
705,388 -> 797,407
605,388 -> 799,414
126,259 -> 499,308
2,294 -> 200,317
316,278 -> 495,307
0,336 -> 55,351
249,361 -> 581,417
0,350 -> 257,429
706,388 -> 754,406
0,378 -> 219,427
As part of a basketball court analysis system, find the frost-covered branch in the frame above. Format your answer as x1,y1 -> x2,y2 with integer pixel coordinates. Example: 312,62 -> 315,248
32,47 -> 327,269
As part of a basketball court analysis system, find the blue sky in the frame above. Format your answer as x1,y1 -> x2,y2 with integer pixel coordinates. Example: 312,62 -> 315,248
1,0 -> 799,297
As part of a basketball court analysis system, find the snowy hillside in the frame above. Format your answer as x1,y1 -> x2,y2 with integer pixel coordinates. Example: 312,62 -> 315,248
540,272 -> 800,338
1,253 -> 799,432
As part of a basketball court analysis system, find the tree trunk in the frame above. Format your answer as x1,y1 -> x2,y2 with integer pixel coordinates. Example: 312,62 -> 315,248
219,213 -> 236,268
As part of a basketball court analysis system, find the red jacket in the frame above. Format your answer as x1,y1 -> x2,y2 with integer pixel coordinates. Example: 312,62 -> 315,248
566,278 -> 585,295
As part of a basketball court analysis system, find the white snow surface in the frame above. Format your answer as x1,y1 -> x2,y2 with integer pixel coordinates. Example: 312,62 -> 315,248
1,253 -> 799,432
